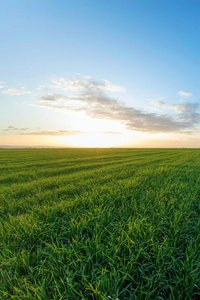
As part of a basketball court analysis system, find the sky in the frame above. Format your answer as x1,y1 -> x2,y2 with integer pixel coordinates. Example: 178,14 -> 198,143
1,0 -> 200,148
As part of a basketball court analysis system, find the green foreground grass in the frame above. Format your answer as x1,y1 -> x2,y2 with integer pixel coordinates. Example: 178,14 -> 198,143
0,148 -> 200,299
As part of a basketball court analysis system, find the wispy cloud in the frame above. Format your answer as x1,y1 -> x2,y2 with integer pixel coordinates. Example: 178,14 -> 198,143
2,124 -> 124,136
19,130 -> 83,136
37,76 -> 199,133
177,90 -> 192,98
2,88 -> 31,96
3,125 -> 19,131
19,128 -> 29,131
51,75 -> 126,93
2,126 -> 84,136
0,81 -> 6,89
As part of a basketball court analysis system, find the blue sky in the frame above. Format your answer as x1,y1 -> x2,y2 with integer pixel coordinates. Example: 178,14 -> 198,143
1,0 -> 200,147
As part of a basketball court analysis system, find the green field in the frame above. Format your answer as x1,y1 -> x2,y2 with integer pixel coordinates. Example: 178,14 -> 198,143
0,148 -> 200,299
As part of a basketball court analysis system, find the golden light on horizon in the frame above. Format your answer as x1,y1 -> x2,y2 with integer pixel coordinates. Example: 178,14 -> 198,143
61,133 -> 122,148
57,130 -> 146,148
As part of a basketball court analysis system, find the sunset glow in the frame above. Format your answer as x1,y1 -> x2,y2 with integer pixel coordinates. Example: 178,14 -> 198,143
1,1 -> 200,148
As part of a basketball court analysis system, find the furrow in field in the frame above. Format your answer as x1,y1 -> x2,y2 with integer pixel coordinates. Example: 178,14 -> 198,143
0,150 -> 185,186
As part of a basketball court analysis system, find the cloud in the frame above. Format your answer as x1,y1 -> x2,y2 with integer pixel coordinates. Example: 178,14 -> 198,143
37,76 -> 199,133
0,81 -> 6,89
174,103 -> 200,124
19,128 -> 29,131
2,88 -> 31,95
2,126 -> 84,136
41,94 -> 60,101
19,130 -> 84,136
177,91 -> 192,98
153,101 -> 200,124
51,75 -> 126,93
3,125 -> 18,131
